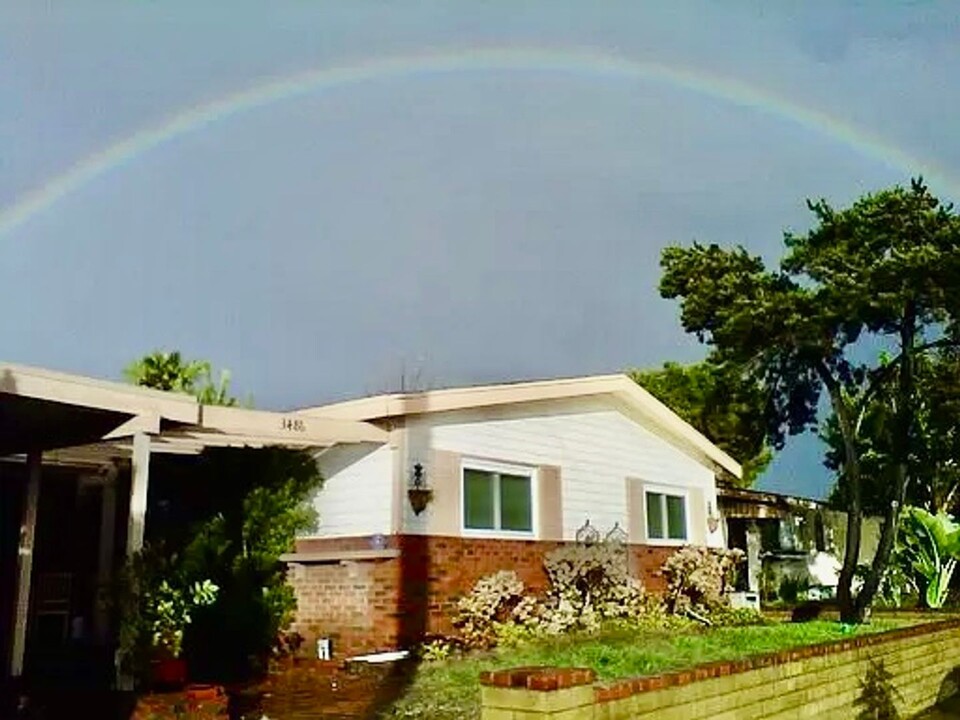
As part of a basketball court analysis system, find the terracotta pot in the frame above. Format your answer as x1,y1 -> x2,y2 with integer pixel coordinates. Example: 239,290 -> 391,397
151,657 -> 188,688
185,684 -> 224,702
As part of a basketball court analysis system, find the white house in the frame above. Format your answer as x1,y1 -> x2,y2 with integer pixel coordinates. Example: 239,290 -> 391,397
285,374 -> 740,655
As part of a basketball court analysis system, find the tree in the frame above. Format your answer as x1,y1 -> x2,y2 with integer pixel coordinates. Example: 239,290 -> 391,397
124,350 -> 239,406
630,360 -> 772,486
658,179 -> 960,622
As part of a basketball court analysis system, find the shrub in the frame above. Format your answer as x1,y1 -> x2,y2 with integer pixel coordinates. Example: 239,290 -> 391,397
898,507 -> 960,609
540,543 -> 645,634
177,447 -> 324,680
613,598 -> 698,633
454,571 -> 539,648
710,607 -> 771,627
420,638 -> 453,662
778,574 -> 809,604
661,546 -> 744,614
493,621 -> 543,648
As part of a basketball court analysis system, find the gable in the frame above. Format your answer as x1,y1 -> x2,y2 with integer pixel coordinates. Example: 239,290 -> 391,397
297,374 -> 740,480
406,396 -> 718,481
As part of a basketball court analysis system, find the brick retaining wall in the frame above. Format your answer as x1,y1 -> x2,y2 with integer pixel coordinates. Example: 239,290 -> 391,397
480,618 -> 960,719
287,535 -> 673,658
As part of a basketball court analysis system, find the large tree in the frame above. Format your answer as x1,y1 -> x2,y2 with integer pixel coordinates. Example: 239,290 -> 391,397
659,179 -> 960,622
630,360 -> 772,486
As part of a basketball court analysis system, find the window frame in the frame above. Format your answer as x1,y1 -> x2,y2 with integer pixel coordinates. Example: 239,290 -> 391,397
460,458 -> 538,539
642,485 -> 691,545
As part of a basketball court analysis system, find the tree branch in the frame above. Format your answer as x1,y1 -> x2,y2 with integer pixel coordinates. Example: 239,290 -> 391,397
861,336 -> 960,407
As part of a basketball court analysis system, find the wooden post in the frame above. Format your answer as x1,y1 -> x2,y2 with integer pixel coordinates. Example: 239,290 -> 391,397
746,521 -> 762,594
9,451 -> 41,677
118,434 -> 150,690
126,432 -> 150,557
94,465 -> 117,643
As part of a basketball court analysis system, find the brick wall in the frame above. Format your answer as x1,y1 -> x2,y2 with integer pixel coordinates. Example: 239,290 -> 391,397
287,555 -> 402,658
288,535 -> 675,658
481,618 -> 960,719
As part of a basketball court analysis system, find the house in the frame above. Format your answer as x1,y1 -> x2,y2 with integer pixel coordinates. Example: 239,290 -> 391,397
718,482 -> 882,602
0,364 -> 742,679
284,374 -> 741,657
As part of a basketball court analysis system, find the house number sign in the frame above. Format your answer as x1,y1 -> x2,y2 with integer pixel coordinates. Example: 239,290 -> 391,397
281,417 -> 307,432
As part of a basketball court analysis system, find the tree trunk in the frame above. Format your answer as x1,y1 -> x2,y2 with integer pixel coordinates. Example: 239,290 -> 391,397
818,362 -> 864,623
854,306 -> 916,618
854,488 -> 901,619
837,504 -> 864,623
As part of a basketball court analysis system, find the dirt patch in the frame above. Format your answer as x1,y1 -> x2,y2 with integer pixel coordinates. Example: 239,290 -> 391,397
230,659 -> 415,719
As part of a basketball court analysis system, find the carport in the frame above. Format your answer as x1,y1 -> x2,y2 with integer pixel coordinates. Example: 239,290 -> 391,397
0,363 -> 387,682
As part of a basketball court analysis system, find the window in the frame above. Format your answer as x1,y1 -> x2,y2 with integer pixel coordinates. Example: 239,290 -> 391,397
645,491 -> 687,541
463,465 -> 533,533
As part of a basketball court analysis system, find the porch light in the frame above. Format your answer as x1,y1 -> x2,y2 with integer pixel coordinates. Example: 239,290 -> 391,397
407,462 -> 433,516
707,502 -> 720,534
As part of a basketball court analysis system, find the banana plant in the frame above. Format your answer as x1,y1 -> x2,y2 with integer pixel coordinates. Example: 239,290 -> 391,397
898,507 -> 960,609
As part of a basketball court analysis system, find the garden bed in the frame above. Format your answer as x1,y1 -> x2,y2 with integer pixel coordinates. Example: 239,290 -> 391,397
382,617 -> 912,719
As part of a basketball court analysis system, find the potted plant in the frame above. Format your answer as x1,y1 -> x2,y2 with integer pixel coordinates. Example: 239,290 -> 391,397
146,578 -> 219,687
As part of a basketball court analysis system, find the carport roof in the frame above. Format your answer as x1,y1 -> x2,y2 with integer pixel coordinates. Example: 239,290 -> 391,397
0,362 -> 387,460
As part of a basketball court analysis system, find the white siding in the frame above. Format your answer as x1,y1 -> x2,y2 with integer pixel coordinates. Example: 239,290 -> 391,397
307,442 -> 393,538
403,398 -> 722,546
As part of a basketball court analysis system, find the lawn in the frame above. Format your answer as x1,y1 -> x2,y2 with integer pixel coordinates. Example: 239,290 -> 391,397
381,618 -> 907,719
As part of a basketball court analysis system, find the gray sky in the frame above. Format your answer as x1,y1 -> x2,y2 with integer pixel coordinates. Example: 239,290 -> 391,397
2,1 -> 959,498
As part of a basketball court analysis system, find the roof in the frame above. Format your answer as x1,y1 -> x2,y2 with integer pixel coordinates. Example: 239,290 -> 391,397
0,362 -> 387,460
716,482 -> 828,520
717,482 -> 826,508
298,373 -> 742,479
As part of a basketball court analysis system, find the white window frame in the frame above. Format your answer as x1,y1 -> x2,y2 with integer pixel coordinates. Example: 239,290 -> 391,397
460,458 -> 538,539
642,485 -> 691,545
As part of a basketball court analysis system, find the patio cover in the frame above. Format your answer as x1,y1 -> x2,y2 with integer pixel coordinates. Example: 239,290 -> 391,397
0,363 -> 386,459
0,362 -> 387,678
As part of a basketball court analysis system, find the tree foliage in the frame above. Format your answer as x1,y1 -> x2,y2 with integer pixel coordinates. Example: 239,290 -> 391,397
124,350 -> 240,406
658,179 -> 960,622
630,360 -> 772,485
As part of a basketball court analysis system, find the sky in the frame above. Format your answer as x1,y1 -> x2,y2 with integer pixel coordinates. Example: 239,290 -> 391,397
2,1 -> 959,498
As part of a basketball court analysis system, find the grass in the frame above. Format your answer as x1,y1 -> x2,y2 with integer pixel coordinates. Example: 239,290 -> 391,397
381,618 -> 908,719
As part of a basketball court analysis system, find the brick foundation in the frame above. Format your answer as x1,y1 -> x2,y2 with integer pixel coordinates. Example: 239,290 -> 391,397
287,535 -> 675,658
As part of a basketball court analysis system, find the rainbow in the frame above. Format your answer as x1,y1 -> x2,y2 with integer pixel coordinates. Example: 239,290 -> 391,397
1,46 -> 956,238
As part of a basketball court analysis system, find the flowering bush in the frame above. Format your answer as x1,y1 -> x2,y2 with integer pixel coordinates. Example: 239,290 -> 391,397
539,543 -> 645,634
454,571 -> 540,648
457,544 -> 749,648
661,546 -> 744,614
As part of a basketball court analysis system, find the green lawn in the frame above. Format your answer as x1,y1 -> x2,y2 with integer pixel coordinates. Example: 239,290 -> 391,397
381,619 -> 906,719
